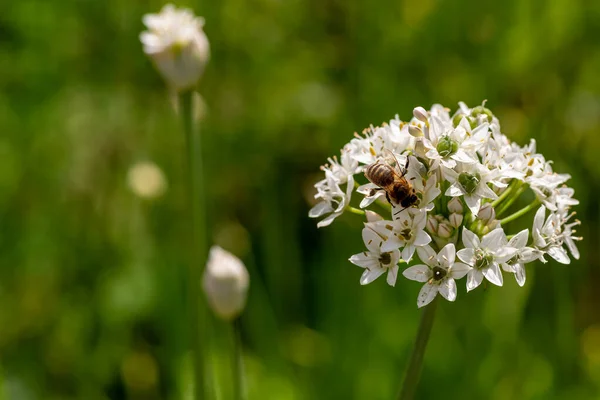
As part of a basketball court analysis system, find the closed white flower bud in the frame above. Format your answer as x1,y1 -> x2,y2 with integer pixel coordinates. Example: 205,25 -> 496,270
438,223 -> 453,239
449,213 -> 463,229
426,215 -> 439,234
478,204 -> 496,223
447,197 -> 463,214
202,246 -> 249,321
413,106 -> 428,123
365,210 -> 383,223
140,4 -> 210,92
408,125 -> 423,138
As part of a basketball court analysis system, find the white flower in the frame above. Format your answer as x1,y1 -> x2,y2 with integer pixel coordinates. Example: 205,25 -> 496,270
423,117 -> 489,169
370,212 -> 431,261
309,169 -> 354,228
532,205 -> 580,264
444,163 -> 502,215
357,182 -> 386,208
349,227 -> 401,286
140,4 -> 210,91
457,228 -> 517,291
202,246 -> 249,321
500,229 -> 541,287
403,244 -> 471,307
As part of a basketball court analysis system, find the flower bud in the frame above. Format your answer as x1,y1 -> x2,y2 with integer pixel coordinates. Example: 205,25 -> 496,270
202,246 -> 249,321
365,210 -> 383,223
477,204 -> 496,223
438,223 -> 453,239
140,4 -> 210,92
449,213 -> 463,229
426,215 -> 439,234
408,125 -> 423,138
447,197 -> 464,214
413,106 -> 428,123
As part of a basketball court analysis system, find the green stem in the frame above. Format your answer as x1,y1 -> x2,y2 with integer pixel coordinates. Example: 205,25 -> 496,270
495,184 -> 527,217
499,199 -> 541,226
347,206 -> 366,215
491,179 -> 521,208
180,90 -> 208,400
232,318 -> 246,400
397,298 -> 438,400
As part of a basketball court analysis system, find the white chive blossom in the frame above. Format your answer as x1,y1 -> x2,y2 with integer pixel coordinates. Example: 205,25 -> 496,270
308,102 -> 581,307
349,227 -> 402,287
140,4 -> 210,91
403,244 -> 471,307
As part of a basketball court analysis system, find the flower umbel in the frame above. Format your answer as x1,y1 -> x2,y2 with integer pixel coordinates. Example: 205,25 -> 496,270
308,102 -> 581,307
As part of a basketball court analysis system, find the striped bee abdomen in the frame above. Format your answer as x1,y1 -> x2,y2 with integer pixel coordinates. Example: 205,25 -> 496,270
365,162 -> 396,187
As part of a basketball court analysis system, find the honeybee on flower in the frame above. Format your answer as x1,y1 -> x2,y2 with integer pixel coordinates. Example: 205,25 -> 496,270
309,102 -> 581,307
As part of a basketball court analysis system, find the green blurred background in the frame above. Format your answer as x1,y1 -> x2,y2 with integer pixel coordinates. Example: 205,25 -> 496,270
1,0 -> 600,399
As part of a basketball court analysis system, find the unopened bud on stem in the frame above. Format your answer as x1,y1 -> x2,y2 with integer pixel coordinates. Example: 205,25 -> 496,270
413,107 -> 428,123
203,246 -> 249,321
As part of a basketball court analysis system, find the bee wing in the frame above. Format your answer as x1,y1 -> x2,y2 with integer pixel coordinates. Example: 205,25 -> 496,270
383,149 -> 407,175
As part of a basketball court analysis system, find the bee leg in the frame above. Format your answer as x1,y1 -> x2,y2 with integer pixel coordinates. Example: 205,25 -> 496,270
385,192 -> 392,205
393,205 -> 409,217
401,157 -> 410,177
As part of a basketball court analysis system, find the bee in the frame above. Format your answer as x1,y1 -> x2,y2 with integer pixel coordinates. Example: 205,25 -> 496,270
364,151 -> 418,215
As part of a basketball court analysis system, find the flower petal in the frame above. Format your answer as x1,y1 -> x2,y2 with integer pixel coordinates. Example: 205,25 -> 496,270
466,269 -> 484,292
438,243 -> 456,266
416,245 -> 437,267
413,230 -> 432,247
387,265 -> 400,287
445,183 -> 465,197
402,245 -> 416,262
309,201 -> 333,218
439,278 -> 457,301
464,194 -> 481,215
508,229 -> 529,248
457,248 -> 474,265
481,228 -> 507,251
381,235 -> 404,253
483,263 -> 504,286
402,264 -> 431,282
462,228 -> 480,249
449,262 -> 471,279
349,253 -> 378,269
417,282 -> 439,308
475,183 -> 498,200
513,263 -> 526,287
360,267 -> 385,285
547,246 -> 571,264
362,227 -> 383,253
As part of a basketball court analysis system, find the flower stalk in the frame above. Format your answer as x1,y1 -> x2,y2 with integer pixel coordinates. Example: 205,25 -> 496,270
232,318 -> 246,400
180,90 -> 208,399
499,199 -> 541,226
398,298 -> 438,400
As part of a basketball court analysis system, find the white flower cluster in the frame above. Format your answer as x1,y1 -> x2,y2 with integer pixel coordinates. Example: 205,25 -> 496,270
309,102 -> 581,307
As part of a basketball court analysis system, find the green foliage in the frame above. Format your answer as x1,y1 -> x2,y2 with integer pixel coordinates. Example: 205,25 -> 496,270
0,0 -> 599,398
